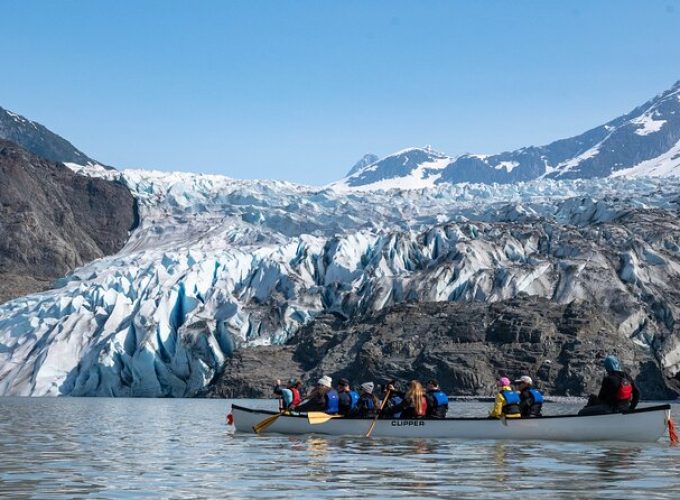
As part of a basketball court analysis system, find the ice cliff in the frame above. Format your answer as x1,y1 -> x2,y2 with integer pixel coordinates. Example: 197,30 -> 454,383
1,166 -> 680,396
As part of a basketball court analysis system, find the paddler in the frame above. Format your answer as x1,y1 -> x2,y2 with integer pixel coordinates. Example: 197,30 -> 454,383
513,375 -> 543,418
295,375 -> 340,414
578,355 -> 640,416
273,377 -> 302,410
425,379 -> 449,418
337,378 -> 359,417
488,377 -> 521,419
357,382 -> 379,417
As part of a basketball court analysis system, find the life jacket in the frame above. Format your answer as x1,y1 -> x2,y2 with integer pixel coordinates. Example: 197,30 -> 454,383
325,389 -> 339,414
528,388 -> 544,404
349,390 -> 359,409
501,390 -> 521,415
616,377 -> 633,401
361,395 -> 375,411
430,390 -> 449,407
389,395 -> 403,418
290,387 -> 301,407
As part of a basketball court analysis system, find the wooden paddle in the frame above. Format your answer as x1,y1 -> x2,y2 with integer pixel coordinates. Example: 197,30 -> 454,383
253,395 -> 311,434
307,412 -> 345,425
365,389 -> 391,438
252,411 -> 286,434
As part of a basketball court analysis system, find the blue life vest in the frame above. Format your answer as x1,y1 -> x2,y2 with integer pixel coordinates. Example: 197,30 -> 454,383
502,390 -> 520,405
529,388 -> 544,404
326,389 -> 339,414
362,395 -> 375,410
349,390 -> 359,409
389,395 -> 403,418
431,390 -> 449,407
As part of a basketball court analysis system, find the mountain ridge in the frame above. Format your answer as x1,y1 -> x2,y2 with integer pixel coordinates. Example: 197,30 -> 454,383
0,105 -> 105,167
336,80 -> 680,190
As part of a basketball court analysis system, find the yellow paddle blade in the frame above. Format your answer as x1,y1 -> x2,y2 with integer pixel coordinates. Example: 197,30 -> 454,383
253,412 -> 282,434
307,412 -> 344,425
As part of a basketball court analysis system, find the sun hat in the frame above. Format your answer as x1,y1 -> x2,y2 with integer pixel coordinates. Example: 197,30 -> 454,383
497,377 -> 511,387
514,376 -> 533,386
317,375 -> 332,388
360,382 -> 374,394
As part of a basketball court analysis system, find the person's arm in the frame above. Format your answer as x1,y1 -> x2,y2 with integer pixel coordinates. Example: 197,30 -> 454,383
489,392 -> 504,418
630,378 -> 641,410
295,390 -> 323,412
597,376 -> 617,405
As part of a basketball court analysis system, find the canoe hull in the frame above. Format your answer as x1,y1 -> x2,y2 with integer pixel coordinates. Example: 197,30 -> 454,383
232,404 -> 671,443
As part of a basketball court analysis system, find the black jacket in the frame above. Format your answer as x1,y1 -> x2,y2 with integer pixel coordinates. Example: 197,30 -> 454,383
597,371 -> 640,411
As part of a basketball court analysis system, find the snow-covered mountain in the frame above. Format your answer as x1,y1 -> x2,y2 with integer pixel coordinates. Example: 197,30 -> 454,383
0,106 -> 104,166
334,81 -> 680,190
1,162 -> 680,396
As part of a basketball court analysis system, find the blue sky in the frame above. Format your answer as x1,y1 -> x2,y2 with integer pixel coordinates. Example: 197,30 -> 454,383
2,1 -> 680,185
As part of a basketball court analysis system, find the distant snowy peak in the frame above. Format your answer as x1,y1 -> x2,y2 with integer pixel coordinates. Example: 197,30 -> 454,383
333,146 -> 454,191
346,153 -> 380,177
0,105 -> 106,167
332,80 -> 680,190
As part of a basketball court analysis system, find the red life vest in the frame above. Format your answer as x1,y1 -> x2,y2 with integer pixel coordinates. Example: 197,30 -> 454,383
616,378 -> 633,401
290,387 -> 301,406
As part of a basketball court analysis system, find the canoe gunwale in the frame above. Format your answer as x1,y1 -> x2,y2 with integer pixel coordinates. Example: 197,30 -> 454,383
231,403 -> 672,421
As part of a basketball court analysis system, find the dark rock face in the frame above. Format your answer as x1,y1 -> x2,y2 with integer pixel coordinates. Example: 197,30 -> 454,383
0,106 -> 102,166
0,140 -> 136,302
202,297 -> 679,400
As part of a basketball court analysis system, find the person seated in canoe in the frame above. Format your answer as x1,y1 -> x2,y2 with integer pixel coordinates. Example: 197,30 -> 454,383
378,380 -> 404,418
382,380 -> 428,418
357,382 -> 379,418
425,379 -> 449,418
337,378 -> 359,417
488,377 -> 521,419
578,355 -> 641,416
295,376 -> 340,415
513,376 -> 543,418
273,377 -> 302,411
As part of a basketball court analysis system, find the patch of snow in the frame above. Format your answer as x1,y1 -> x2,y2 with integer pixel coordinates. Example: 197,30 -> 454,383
495,161 -> 520,173
631,112 -> 667,136
611,139 -> 680,178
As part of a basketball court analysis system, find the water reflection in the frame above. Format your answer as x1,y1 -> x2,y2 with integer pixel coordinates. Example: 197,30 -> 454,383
0,398 -> 679,499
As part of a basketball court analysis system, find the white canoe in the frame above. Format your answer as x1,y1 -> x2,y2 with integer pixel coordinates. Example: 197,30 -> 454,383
231,404 -> 672,443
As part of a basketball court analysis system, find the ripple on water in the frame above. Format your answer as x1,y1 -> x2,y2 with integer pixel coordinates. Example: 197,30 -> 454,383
1,398 -> 679,499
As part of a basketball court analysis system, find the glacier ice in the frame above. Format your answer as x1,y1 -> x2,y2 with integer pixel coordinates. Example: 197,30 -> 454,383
1,167 -> 680,396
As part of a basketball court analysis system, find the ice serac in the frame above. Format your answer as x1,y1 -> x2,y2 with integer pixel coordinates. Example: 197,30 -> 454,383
1,163 -> 680,397
333,80 -> 680,190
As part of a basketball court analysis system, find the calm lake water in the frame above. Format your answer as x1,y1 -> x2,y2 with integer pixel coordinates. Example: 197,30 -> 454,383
1,398 -> 679,499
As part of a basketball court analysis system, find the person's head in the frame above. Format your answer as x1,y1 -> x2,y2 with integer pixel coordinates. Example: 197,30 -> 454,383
360,382 -> 374,395
405,380 -> 426,414
603,355 -> 622,373
287,377 -> 299,388
317,375 -> 332,393
496,377 -> 511,389
426,379 -> 439,391
513,375 -> 533,391
337,378 -> 350,392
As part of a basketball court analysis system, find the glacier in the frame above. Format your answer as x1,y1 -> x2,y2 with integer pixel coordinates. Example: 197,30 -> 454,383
1,166 -> 680,396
